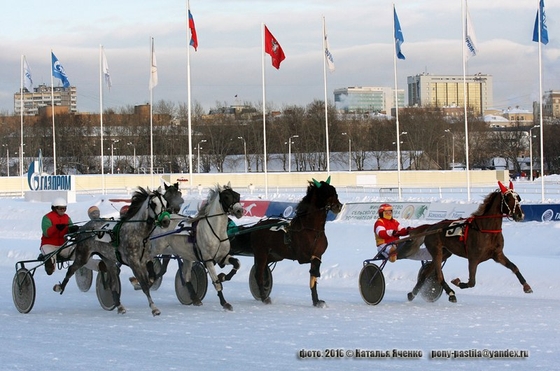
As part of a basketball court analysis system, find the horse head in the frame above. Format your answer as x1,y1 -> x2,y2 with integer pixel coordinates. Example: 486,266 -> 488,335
219,182 -> 243,219
498,181 -> 524,222
308,177 -> 343,214
148,188 -> 172,228
163,182 -> 184,213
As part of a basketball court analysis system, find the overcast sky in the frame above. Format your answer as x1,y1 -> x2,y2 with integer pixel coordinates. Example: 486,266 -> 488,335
1,0 -> 558,115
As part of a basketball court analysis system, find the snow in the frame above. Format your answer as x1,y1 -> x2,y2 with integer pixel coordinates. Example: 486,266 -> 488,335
1,183 -> 559,371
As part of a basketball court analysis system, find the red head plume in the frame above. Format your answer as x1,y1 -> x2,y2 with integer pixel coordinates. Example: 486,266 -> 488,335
498,181 -> 509,194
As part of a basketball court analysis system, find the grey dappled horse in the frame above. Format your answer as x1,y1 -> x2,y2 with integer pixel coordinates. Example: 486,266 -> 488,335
150,183 -> 243,311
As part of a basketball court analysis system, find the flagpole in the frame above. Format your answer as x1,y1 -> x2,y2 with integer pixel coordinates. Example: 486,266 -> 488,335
392,4 -> 402,200
261,23 -> 269,198
150,37 -> 155,189
20,55 -> 25,196
462,0 -> 471,201
99,45 -> 106,194
187,0 -> 194,189
537,1 -> 545,201
50,49 -> 57,175
322,16 -> 331,175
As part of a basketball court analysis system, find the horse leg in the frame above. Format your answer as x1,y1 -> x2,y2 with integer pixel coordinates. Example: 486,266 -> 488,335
451,258 -> 478,290
309,256 -> 325,308
407,261 -> 433,301
54,251 -> 90,294
218,255 -> 240,282
493,253 -> 533,293
106,261 -> 126,314
205,260 -> 233,311
254,254 -> 271,304
182,260 -> 202,306
422,245 -> 457,302
131,263 -> 160,316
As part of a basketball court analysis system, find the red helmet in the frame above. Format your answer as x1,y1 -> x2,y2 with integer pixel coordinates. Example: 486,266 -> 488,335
378,203 -> 393,218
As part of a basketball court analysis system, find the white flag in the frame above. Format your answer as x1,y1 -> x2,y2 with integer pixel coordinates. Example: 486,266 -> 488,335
149,38 -> 158,89
102,49 -> 112,89
465,6 -> 478,59
23,56 -> 33,92
324,23 -> 335,72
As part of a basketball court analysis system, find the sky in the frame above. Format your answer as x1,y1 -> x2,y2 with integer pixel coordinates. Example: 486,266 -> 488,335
1,181 -> 559,370
1,0 -> 559,115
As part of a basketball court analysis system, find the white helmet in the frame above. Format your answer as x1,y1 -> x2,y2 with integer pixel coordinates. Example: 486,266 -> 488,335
51,197 -> 67,208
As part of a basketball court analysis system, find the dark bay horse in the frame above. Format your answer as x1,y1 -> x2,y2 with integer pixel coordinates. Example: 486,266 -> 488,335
54,187 -> 171,315
231,177 -> 342,307
407,181 -> 532,303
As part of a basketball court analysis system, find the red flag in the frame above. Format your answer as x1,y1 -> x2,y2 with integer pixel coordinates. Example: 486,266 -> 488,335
264,26 -> 285,69
188,9 -> 198,51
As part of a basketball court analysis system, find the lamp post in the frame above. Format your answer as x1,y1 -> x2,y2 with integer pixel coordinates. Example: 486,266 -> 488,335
238,136 -> 247,173
2,144 -> 8,177
287,134 -> 299,173
342,132 -> 352,172
444,129 -> 455,166
110,139 -> 119,174
127,142 -> 136,174
197,139 -> 207,173
529,125 -> 540,181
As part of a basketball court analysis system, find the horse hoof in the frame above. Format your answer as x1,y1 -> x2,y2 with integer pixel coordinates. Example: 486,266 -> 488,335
448,295 -> 457,303
118,306 -> 127,314
53,284 -> 62,293
152,309 -> 161,316
192,299 -> 203,306
313,300 -> 326,308
523,284 -> 533,293
262,297 -> 272,305
223,303 -> 233,311
407,292 -> 416,301
451,278 -> 461,287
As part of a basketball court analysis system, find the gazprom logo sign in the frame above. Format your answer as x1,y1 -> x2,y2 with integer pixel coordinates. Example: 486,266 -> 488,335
27,151 -> 74,191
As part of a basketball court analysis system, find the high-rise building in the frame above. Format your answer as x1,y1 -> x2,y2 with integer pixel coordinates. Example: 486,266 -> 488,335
333,86 -> 405,114
407,73 -> 492,115
542,90 -> 560,119
14,84 -> 77,115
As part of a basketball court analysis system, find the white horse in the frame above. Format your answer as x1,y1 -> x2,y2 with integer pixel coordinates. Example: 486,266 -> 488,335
150,183 -> 243,311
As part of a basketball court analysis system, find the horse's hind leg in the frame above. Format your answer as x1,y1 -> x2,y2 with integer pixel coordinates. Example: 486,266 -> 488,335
310,256 -> 325,308
54,251 -> 89,294
182,260 -> 202,306
407,261 -> 433,301
106,262 -> 126,314
205,261 -> 233,311
494,252 -> 533,293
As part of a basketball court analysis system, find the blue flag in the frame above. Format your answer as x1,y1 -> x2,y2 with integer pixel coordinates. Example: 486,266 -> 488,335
51,52 -> 70,88
532,0 -> 549,45
394,7 -> 405,60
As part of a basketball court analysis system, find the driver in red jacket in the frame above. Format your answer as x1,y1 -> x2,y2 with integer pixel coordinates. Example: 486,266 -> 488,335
374,203 -> 409,262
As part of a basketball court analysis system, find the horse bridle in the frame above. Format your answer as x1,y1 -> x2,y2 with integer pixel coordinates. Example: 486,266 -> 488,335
147,192 -> 171,227
500,189 -> 522,219
219,188 -> 241,215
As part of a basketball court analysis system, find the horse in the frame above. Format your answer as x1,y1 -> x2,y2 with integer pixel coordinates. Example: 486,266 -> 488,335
230,177 -> 342,307
54,187 -> 171,315
149,183 -> 244,311
407,181 -> 532,303
163,182 -> 184,213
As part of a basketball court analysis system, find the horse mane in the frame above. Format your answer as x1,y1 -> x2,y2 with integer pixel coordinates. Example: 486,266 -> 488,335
296,181 -> 320,216
122,187 -> 150,221
471,190 -> 500,216
197,185 -> 220,217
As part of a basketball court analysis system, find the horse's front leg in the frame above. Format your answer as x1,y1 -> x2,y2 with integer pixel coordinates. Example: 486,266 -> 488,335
218,255 -> 240,282
494,253 -> 533,293
451,258 -> 478,290
131,263 -> 160,316
309,255 -> 325,308
205,260 -> 233,311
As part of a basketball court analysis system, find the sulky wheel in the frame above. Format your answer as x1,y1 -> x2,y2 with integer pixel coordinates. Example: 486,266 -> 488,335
12,268 -> 36,314
359,263 -> 385,305
95,271 -> 121,311
175,261 -> 208,305
75,266 -> 93,292
249,264 -> 273,301
418,263 -> 443,302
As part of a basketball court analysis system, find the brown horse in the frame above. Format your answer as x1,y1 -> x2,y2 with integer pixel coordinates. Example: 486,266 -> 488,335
407,181 -> 532,303
231,177 -> 342,307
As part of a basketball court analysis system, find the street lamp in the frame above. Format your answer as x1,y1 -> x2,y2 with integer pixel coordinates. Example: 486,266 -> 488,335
342,132 -> 351,172
127,142 -> 136,174
197,139 -> 207,173
444,129 -> 455,166
110,139 -> 119,174
287,135 -> 299,173
529,125 -> 540,181
238,136 -> 247,173
2,144 -> 8,177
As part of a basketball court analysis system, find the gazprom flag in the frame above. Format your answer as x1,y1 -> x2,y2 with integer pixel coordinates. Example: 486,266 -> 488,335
51,51 -> 70,88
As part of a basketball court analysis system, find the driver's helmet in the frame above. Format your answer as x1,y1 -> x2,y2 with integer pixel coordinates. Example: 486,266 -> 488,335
378,203 -> 393,218
88,206 -> 100,220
